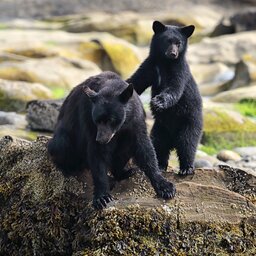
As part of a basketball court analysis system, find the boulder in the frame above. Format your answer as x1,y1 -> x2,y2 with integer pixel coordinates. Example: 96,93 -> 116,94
64,12 -> 153,46
78,35 -> 141,79
0,79 -> 53,111
0,30 -> 141,79
211,9 -> 256,37
64,7 -> 222,45
212,85 -> 256,103
0,135 -> 255,255
0,57 -> 101,90
188,31 -> 256,66
26,99 -> 64,132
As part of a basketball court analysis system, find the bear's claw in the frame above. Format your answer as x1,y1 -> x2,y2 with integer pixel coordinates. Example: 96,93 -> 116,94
93,193 -> 114,210
179,168 -> 195,176
153,177 -> 176,199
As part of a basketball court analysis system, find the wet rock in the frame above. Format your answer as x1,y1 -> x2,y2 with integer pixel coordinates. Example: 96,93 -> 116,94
0,78 -> 53,112
0,135 -> 255,255
26,99 -> 64,132
217,150 -> 242,162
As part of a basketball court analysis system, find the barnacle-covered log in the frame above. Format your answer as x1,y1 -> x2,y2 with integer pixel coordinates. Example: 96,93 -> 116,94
0,135 -> 255,255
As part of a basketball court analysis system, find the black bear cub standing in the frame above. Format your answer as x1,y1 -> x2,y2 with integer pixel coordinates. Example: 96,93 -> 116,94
48,71 -> 175,209
128,21 -> 203,175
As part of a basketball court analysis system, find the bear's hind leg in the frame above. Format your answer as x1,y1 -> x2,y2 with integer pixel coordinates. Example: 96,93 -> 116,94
111,153 -> 137,181
176,124 -> 201,176
151,121 -> 172,172
48,130 -> 83,176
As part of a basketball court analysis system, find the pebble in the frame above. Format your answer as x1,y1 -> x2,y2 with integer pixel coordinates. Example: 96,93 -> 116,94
194,159 -> 213,168
217,150 -> 242,162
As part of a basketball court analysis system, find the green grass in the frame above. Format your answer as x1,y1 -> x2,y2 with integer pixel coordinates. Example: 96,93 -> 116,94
199,145 -> 218,155
200,132 -> 256,155
235,99 -> 256,118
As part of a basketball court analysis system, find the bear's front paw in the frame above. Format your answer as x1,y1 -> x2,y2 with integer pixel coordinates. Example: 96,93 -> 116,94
93,193 -> 114,210
151,95 -> 167,112
153,177 -> 176,199
179,167 -> 195,176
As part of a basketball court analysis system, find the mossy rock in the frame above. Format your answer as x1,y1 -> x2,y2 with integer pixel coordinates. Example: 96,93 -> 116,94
79,37 -> 141,79
202,107 -> 256,151
0,79 -> 53,111
0,135 -> 255,255
0,126 -> 38,141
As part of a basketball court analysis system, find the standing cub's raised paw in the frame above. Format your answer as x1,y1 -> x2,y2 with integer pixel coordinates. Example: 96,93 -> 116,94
178,167 -> 195,176
152,176 -> 176,199
93,193 -> 114,210
150,95 -> 167,112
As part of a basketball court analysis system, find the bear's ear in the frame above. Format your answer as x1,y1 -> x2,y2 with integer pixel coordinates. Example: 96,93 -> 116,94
119,83 -> 133,104
152,21 -> 166,34
83,86 -> 98,102
180,25 -> 195,38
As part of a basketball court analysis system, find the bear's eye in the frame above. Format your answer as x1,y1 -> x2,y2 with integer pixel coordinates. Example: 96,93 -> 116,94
177,42 -> 181,47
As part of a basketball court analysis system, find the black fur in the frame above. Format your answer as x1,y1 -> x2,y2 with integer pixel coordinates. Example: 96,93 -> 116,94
128,21 -> 203,175
48,71 -> 175,209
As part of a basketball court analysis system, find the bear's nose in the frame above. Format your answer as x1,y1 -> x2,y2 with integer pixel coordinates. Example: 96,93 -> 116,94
170,52 -> 178,59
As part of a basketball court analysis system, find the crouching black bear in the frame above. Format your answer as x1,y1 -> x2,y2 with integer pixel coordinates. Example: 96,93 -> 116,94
48,71 -> 175,209
127,21 -> 203,175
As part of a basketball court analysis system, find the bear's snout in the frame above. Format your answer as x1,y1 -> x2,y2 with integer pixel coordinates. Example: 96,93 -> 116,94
96,130 -> 115,144
165,44 -> 179,59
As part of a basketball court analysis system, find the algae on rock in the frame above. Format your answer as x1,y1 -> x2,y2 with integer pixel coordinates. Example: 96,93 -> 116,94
202,107 -> 256,153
